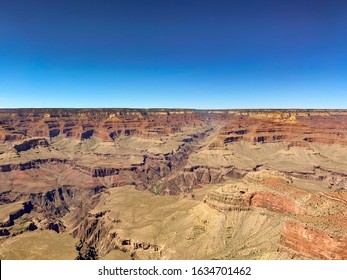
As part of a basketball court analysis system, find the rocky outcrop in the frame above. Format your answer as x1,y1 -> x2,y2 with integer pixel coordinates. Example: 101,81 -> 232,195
204,186 -> 251,212
28,187 -> 73,217
0,158 -> 70,172
91,143 -> 195,191
13,138 -> 49,153
283,169 -> 347,191
161,165 -> 227,195
204,180 -> 304,214
249,192 -> 303,215
72,210 -> 161,259
0,228 -> 10,236
0,201 -> 33,227
0,184 -> 106,241
280,220 -> 347,259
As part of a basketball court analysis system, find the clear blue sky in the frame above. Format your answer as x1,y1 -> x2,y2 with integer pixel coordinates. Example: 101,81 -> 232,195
0,0 -> 347,109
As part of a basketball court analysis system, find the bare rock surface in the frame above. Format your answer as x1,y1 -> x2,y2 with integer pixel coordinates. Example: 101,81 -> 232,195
0,108 -> 346,259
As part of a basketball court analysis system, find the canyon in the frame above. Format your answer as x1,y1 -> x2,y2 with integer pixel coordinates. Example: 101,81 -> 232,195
0,108 -> 346,260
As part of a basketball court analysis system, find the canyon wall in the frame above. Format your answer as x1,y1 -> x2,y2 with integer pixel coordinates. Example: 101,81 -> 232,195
0,109 -> 346,259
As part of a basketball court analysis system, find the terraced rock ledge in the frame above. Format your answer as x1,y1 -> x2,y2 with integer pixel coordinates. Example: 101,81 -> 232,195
0,109 -> 346,259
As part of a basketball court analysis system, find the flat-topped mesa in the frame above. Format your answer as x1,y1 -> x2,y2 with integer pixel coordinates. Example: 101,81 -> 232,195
204,184 -> 304,215
204,183 -> 251,211
205,171 -> 308,214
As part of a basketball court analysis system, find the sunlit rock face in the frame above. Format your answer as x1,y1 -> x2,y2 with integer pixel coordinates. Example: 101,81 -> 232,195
0,109 -> 346,260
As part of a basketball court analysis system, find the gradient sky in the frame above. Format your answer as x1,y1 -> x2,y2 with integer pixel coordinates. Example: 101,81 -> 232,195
1,0 -> 347,109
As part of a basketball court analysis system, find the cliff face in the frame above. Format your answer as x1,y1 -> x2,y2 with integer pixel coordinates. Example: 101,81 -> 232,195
217,111 -> 347,146
0,109 -> 206,142
1,109 -> 346,144
0,109 -> 346,260
202,170 -> 347,259
280,220 -> 347,259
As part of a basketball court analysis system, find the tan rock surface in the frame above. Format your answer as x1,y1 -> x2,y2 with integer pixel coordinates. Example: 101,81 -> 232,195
0,109 -> 346,259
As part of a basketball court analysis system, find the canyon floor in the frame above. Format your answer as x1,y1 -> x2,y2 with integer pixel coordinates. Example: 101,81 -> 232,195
0,109 -> 346,259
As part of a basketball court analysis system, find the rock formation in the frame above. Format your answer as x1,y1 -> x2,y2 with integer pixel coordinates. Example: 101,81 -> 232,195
0,109 -> 346,259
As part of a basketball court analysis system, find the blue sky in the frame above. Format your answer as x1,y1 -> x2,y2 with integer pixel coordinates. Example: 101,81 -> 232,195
1,0 -> 347,109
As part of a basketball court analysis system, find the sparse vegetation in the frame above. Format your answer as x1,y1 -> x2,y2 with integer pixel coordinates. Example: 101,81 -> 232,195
151,184 -> 161,195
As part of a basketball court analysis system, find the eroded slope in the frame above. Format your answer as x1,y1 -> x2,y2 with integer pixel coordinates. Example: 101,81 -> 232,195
0,109 -> 346,259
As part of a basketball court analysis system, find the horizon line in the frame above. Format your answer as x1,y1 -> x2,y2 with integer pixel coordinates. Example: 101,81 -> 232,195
1,107 -> 347,111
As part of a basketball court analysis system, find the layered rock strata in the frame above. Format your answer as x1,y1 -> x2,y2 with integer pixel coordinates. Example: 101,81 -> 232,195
0,109 -> 346,259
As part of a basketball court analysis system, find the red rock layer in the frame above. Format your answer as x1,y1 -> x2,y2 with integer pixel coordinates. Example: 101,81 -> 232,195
249,192 -> 303,215
217,111 -> 347,146
280,220 -> 347,259
0,109 -> 206,142
1,109 -> 347,144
